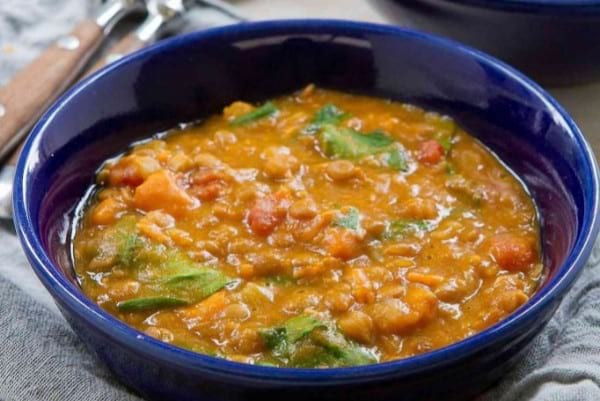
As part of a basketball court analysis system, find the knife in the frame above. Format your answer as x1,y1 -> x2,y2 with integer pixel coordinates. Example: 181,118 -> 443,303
0,0 -> 145,162
0,0 -> 245,221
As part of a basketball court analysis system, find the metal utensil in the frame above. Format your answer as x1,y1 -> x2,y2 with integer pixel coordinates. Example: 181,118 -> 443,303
85,0 -> 196,74
0,0 -> 245,221
0,0 -> 145,161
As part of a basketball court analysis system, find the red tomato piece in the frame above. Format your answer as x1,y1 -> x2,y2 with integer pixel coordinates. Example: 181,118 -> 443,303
418,140 -> 445,165
248,194 -> 287,236
489,233 -> 536,272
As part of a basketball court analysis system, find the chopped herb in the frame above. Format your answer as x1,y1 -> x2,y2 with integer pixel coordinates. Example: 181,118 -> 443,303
264,275 -> 296,287
230,102 -> 277,126
259,315 -> 377,367
383,219 -> 431,240
319,125 -> 393,159
385,146 -> 409,172
255,360 -> 278,367
111,217 -> 143,267
109,222 -> 230,310
311,327 -> 377,366
304,104 -> 350,134
433,116 -> 456,154
318,125 -> 411,172
334,207 -> 361,231
259,315 -> 325,358
162,268 -> 229,303
117,296 -> 188,312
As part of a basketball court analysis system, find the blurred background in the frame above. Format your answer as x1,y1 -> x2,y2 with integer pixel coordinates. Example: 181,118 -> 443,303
2,0 -> 598,156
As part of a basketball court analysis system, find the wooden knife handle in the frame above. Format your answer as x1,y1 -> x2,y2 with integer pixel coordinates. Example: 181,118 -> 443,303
7,143 -> 22,167
0,20 -> 104,160
85,32 -> 145,76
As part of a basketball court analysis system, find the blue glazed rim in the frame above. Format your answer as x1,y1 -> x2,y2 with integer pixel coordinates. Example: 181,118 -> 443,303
441,0 -> 600,13
13,19 -> 600,384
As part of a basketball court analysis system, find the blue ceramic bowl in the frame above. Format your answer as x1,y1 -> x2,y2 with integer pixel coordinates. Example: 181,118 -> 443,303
371,0 -> 600,86
13,20 -> 600,401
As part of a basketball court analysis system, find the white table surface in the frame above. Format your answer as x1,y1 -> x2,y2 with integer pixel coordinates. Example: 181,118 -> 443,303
234,0 -> 600,158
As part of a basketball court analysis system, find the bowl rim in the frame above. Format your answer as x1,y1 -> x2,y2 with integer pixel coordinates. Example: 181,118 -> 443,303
435,0 -> 600,13
13,19 -> 600,383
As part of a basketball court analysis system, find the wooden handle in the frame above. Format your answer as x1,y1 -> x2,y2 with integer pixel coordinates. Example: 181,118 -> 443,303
7,143 -> 22,166
85,33 -> 145,77
0,20 -> 104,160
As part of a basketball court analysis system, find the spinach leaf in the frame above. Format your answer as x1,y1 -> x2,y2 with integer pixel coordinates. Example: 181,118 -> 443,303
259,315 -> 325,358
385,146 -> 409,172
319,125 -> 393,159
334,207 -> 361,231
259,315 -> 377,367
304,104 -> 350,134
311,327 -> 377,366
109,221 -> 230,310
264,275 -> 296,287
162,268 -> 229,303
117,296 -> 188,312
284,315 -> 326,343
383,219 -> 431,240
230,102 -> 277,126
433,116 -> 456,154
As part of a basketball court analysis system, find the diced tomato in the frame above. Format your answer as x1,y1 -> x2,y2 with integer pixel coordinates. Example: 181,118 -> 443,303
248,193 -> 287,236
489,233 -> 535,271
189,168 -> 226,201
418,140 -> 445,165
191,169 -> 222,185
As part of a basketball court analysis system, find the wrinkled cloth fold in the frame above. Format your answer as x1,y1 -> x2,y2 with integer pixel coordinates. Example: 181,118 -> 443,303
1,1 -> 600,400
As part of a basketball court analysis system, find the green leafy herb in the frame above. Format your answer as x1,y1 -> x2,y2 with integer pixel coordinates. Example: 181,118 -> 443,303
230,102 -> 278,126
108,221 -> 230,311
162,269 -> 229,303
432,116 -> 456,154
385,146 -> 409,172
318,125 -> 411,173
264,275 -> 296,287
311,327 -> 377,366
383,219 -> 431,240
304,104 -> 350,134
259,315 -> 325,357
334,207 -> 361,231
259,315 -> 377,367
109,216 -> 143,267
284,315 -> 326,343
319,125 -> 393,159
117,296 -> 188,312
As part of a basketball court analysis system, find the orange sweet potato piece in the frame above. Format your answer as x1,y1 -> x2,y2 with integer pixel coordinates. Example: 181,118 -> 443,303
133,170 -> 196,216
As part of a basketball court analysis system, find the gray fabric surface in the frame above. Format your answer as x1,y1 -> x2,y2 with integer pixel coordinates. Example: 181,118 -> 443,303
1,1 -> 600,400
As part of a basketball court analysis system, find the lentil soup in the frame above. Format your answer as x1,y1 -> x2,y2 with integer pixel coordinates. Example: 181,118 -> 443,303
73,86 -> 543,367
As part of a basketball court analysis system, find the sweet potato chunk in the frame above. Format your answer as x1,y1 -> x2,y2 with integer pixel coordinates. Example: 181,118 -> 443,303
90,198 -> 123,226
323,227 -> 363,260
133,170 -> 196,216
108,155 -> 161,187
369,285 -> 437,335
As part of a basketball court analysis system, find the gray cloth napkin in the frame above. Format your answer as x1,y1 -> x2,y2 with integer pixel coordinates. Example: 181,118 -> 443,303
2,1 -> 600,400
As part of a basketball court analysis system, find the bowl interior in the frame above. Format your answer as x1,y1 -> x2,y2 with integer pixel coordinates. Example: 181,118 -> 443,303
18,21 -> 596,352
